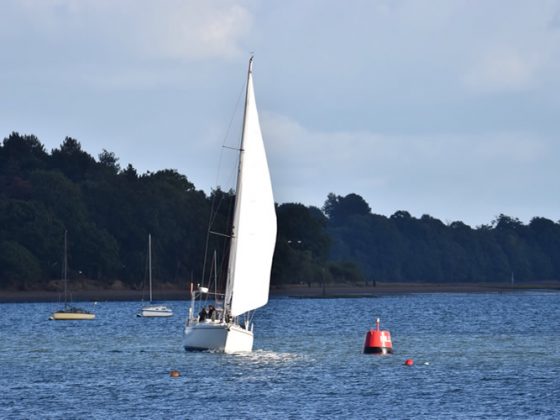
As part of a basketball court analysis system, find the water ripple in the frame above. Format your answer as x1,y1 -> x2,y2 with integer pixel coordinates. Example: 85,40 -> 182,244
1,293 -> 559,418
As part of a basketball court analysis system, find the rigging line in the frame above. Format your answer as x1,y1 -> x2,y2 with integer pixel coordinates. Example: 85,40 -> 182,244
222,145 -> 242,151
247,310 -> 255,325
202,81 -> 245,286
202,190 -> 231,286
212,80 -> 246,189
209,230 -> 232,238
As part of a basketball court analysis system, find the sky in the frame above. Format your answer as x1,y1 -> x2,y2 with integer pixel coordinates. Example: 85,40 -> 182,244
1,0 -> 560,227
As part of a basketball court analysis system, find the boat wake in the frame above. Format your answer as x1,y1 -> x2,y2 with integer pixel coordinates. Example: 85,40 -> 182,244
232,349 -> 309,365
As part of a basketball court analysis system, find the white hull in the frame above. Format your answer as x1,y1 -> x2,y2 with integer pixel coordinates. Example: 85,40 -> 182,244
138,305 -> 173,317
183,321 -> 253,353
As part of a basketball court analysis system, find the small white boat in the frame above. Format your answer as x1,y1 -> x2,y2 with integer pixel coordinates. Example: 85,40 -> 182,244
183,57 -> 276,353
137,234 -> 173,318
138,305 -> 173,317
50,230 -> 96,321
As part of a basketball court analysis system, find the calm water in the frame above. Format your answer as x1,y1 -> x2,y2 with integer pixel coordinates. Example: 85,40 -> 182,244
1,292 -> 559,419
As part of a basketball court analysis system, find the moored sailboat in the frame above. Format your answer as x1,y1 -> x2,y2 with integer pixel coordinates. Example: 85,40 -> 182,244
183,57 -> 277,353
49,230 -> 95,321
137,234 -> 173,317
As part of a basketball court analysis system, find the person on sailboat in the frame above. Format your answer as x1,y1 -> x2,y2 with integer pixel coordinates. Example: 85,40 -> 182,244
208,305 -> 216,321
198,306 -> 207,321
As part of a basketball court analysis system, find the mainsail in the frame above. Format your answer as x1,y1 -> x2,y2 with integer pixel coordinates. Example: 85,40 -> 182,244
225,58 -> 277,317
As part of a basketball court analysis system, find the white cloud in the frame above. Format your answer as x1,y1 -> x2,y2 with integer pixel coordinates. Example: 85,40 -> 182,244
264,112 -> 547,179
2,1 -> 252,75
472,132 -> 547,163
0,1 -> 257,95
464,48 -> 541,93
128,1 -> 252,61
262,112 -> 555,223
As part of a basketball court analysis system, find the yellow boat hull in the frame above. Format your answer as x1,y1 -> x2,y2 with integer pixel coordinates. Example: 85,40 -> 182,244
50,311 -> 96,321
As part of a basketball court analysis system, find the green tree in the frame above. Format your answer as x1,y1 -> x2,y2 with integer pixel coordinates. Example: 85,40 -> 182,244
0,132 -> 48,175
0,240 -> 42,289
98,149 -> 121,174
323,193 -> 371,225
272,203 -> 332,285
50,137 -> 97,182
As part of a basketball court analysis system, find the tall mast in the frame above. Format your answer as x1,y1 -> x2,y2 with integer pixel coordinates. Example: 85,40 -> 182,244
224,56 -> 253,314
148,233 -> 152,302
63,229 -> 68,306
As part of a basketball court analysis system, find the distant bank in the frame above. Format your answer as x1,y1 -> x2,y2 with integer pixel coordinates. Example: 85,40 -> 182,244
1,282 -> 559,303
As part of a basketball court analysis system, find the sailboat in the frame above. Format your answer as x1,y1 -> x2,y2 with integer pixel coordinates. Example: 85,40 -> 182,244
49,230 -> 96,321
137,234 -> 173,317
183,57 -> 277,353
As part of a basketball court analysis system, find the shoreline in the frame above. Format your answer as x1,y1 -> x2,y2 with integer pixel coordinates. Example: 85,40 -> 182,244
271,281 -> 560,298
1,281 -> 559,303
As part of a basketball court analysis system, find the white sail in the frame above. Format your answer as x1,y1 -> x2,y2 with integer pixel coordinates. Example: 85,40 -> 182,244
225,59 -> 277,317
184,57 -> 275,352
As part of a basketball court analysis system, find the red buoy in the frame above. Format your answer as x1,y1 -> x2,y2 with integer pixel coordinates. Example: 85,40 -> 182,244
404,359 -> 414,366
363,318 -> 393,354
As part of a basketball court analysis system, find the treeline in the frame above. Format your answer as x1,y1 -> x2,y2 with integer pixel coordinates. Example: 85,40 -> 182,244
1,132 -> 559,291
0,132 -> 358,290
0,133 -> 211,290
323,193 -> 560,283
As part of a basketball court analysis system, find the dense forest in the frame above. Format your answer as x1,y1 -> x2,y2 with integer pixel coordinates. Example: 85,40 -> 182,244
1,132 -> 559,291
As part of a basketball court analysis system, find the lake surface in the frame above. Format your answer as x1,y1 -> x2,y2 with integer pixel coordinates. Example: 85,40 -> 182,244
1,292 -> 559,419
